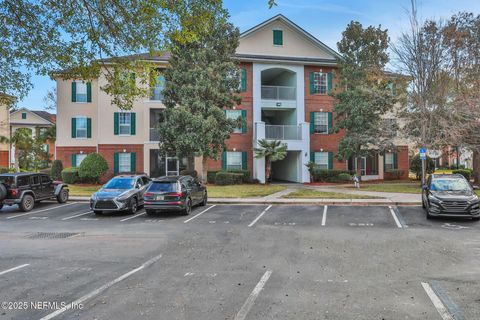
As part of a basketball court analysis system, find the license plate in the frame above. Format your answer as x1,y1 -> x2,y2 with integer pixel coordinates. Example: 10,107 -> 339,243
155,195 -> 164,200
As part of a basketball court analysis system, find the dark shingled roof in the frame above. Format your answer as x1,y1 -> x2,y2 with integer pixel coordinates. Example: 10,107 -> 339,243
98,52 -> 171,63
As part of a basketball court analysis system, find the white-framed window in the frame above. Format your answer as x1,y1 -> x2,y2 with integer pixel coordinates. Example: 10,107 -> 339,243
119,153 -> 132,173
314,112 -> 328,134
76,154 -> 87,167
385,153 -> 394,171
226,152 -> 242,171
76,117 -> 87,138
313,72 -> 327,94
42,144 -> 48,153
226,110 -> 242,133
314,152 -> 329,170
119,113 -> 132,135
76,81 -> 88,102
150,75 -> 165,101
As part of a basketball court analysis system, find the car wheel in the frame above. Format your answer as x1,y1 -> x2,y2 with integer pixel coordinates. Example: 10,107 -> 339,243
94,210 -> 102,215
422,197 -> 426,209
146,209 -> 155,216
425,203 -> 434,220
183,198 -> 192,216
128,198 -> 138,214
0,204 -> 3,210
200,192 -> 207,206
0,184 -> 7,201
56,188 -> 69,203
20,194 -> 35,212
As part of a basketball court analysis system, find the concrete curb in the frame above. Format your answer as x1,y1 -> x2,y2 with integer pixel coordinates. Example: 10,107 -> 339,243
69,196 -> 421,206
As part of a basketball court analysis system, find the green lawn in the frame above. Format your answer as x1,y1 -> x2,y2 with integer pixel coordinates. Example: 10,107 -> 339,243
351,183 -> 422,194
67,184 -> 102,197
208,184 -> 286,198
282,189 -> 384,199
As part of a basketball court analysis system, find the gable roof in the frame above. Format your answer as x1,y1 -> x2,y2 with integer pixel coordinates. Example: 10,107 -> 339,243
240,14 -> 342,60
10,108 -> 55,125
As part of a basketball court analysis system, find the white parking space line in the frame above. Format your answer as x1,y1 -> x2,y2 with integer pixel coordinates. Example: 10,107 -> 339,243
120,211 -> 146,222
421,282 -> 455,320
321,205 -> 328,226
388,206 -> 403,228
0,264 -> 29,276
6,202 -> 78,220
39,254 -> 162,320
248,205 -> 272,227
62,211 -> 93,221
234,270 -> 272,320
183,205 -> 216,223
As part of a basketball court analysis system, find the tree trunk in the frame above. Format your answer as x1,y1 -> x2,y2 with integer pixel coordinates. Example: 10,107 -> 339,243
14,147 -> 19,172
265,158 -> 271,183
201,156 -> 208,183
473,148 -> 480,184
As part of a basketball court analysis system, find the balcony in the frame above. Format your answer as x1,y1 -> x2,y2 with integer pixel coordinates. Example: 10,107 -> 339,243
265,125 -> 302,140
261,85 -> 296,109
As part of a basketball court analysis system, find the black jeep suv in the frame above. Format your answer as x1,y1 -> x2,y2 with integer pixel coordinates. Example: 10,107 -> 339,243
0,173 -> 69,212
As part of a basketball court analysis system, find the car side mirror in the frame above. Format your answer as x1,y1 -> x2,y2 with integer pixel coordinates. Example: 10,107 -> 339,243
422,185 -> 429,191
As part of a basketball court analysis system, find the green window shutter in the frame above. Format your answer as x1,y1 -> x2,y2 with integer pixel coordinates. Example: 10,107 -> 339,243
328,152 -> 334,170
242,152 -> 247,170
327,72 -> 333,93
273,30 -> 283,45
130,113 -> 136,135
383,154 -> 386,172
392,83 -> 397,96
71,82 -> 77,102
309,72 -> 315,94
114,112 -> 119,135
130,153 -> 136,173
310,152 -> 315,163
21,112 -> 26,119
241,110 -> 247,133
86,82 -> 92,102
310,112 -> 315,133
45,144 -> 49,154
114,153 -> 119,175
241,68 -> 247,92
87,118 -> 92,138
71,118 -> 76,138
71,154 -> 77,167
393,153 -> 398,170
328,112 -> 333,134
221,152 -> 227,170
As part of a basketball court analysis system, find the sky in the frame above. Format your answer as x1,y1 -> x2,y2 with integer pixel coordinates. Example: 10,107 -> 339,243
20,0 -> 480,111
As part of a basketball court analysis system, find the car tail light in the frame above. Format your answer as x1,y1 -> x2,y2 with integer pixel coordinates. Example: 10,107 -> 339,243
168,192 -> 184,198
144,193 -> 153,197
10,189 -> 17,197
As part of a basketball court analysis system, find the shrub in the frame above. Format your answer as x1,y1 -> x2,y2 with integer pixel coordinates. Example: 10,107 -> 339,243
337,173 -> 352,182
225,169 -> 251,183
410,154 -> 435,180
61,167 -> 79,184
207,171 -> 220,184
453,169 -> 472,181
78,153 -> 108,183
51,160 -> 63,180
215,172 -> 243,185
0,167 -> 8,174
180,170 -> 198,178
311,169 -> 351,182
384,170 -> 406,180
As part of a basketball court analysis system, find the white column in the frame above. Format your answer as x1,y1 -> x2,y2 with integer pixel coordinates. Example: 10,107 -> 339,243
254,122 -> 266,183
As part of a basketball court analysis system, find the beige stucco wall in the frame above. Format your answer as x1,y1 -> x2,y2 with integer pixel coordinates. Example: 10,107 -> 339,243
10,110 -> 52,126
56,69 -> 166,147
237,20 -> 334,59
0,104 -> 9,151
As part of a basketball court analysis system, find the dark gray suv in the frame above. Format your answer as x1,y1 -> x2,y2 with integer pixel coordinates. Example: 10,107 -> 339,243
422,174 -> 480,220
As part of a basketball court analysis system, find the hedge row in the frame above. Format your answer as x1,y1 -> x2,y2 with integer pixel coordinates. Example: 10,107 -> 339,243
311,169 -> 351,183
207,170 -> 251,184
61,167 -> 79,184
215,172 -> 244,186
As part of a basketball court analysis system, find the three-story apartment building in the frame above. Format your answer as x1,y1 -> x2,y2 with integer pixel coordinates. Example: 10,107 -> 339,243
55,15 -> 409,183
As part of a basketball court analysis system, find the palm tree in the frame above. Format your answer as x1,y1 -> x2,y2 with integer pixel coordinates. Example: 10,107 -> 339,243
253,139 -> 288,182
0,128 -> 34,171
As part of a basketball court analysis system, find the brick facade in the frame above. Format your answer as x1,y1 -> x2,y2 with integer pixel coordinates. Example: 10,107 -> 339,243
0,150 -> 8,167
56,146 -> 97,168
98,144 -> 144,180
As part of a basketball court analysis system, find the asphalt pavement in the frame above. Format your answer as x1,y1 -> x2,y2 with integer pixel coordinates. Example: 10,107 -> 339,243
1,201 -> 479,319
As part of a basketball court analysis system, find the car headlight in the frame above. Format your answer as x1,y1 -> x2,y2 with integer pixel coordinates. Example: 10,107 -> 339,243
91,193 -> 98,201
116,192 -> 130,202
428,195 -> 441,203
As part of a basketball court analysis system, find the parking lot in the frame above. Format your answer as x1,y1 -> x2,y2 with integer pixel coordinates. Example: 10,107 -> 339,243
1,201 -> 480,319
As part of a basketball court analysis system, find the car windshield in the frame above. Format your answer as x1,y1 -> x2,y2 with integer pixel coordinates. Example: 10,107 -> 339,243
431,178 -> 471,192
104,178 -> 135,190
148,182 -> 177,193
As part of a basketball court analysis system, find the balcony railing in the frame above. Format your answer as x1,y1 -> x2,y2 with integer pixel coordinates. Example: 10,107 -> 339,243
150,128 -> 160,141
261,85 -> 296,101
265,125 -> 302,140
